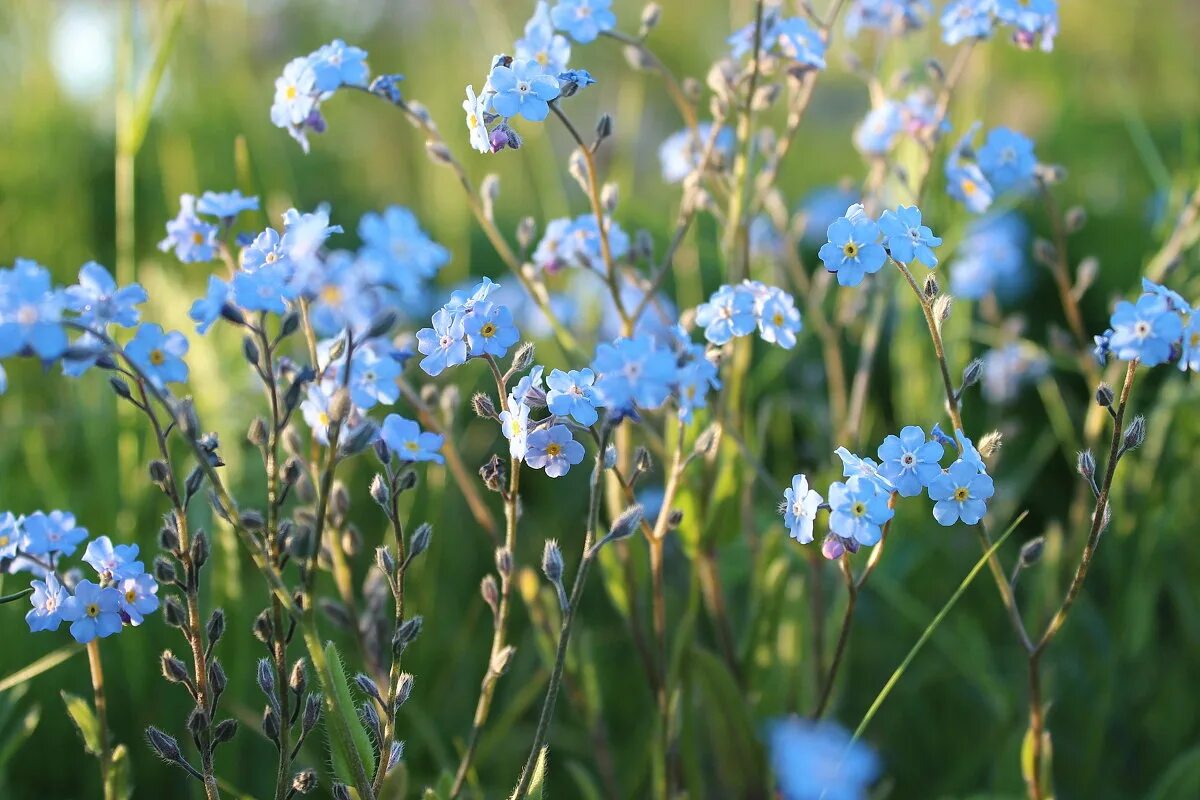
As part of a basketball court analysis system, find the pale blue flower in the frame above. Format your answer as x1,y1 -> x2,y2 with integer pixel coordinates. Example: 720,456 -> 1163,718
21,510 -> 88,557
197,190 -> 260,220
464,302 -> 520,358
189,276 -> 231,335
818,212 -> 887,287
0,260 -> 68,360
768,717 -> 879,800
591,335 -> 677,411
26,573 -> 68,633
310,39 -> 370,93
159,194 -> 219,263
879,206 -> 942,267
125,324 -> 189,388
358,206 -> 449,297
61,580 -> 124,643
928,460 -> 995,525
695,284 -> 757,345
381,415 -> 445,464
525,424 -> 585,477
877,426 -> 943,497
546,368 -> 600,426
783,474 -> 822,544
977,127 -> 1037,194
517,2 -> 571,74
65,262 -> 147,328
658,123 -> 735,183
1108,294 -> 1184,367
489,59 -> 561,122
117,573 -> 159,626
828,475 -> 894,546
551,0 -> 617,44
83,536 -> 144,582
416,308 -> 469,377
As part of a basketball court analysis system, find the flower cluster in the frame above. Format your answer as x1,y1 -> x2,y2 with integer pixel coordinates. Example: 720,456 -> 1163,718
416,279 -> 519,376
853,87 -> 948,156
694,281 -> 803,349
1096,278 -> 1196,369
945,124 -> 1039,213
728,7 -> 827,71
819,204 -> 942,286
941,0 -> 1059,52
531,213 -> 630,274
782,427 -> 996,559
270,39 -> 377,151
8,514 -> 160,644
845,0 -> 933,39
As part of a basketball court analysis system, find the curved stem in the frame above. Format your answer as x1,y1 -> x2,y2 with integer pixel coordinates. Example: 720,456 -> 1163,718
87,640 -> 116,800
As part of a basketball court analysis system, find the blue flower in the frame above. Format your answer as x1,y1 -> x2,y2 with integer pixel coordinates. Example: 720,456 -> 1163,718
853,101 -> 903,156
845,0 -> 933,38
828,475 -> 893,546
0,513 -> 18,560
981,343 -> 1049,403
591,336 -> 678,411
950,212 -> 1028,300
551,0 -> 617,44
83,536 -> 145,582
768,717 -> 879,800
301,383 -> 339,446
517,2 -> 571,74
658,123 -> 735,183
513,365 -> 546,408
196,190 -> 260,220
818,210 -> 887,287
416,308 -> 469,377
995,0 -> 1058,51
0,260 -> 68,360
946,162 -> 995,214
772,17 -> 827,69
800,186 -> 860,244
189,276 -> 232,335
954,429 -> 988,474
346,344 -> 401,409
1141,278 -> 1191,313
695,284 -> 757,345
446,277 -> 501,316
546,368 -> 600,426
232,263 -> 296,314
940,0 -> 996,45
464,302 -> 520,358
879,206 -> 942,267
782,474 -> 823,544
117,573 -> 159,626
25,573 -> 69,633
977,127 -> 1037,194
271,56 -> 321,149
21,510 -> 88,557
310,39 -> 370,93
125,324 -> 189,388
240,228 -> 288,273
525,424 -> 586,477
877,426 -> 944,497
358,206 -> 450,297
754,285 -> 803,349
531,214 -> 630,273
557,69 -> 595,94
488,59 -> 561,122
928,459 -> 995,525
159,194 -> 219,263
61,580 -> 124,643
500,395 -> 532,459
834,447 -> 894,493
675,356 -> 719,423
380,415 -> 445,464
65,262 -> 147,329
1108,294 -> 1184,367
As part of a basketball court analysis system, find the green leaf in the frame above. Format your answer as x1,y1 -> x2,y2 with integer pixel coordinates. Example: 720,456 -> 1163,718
0,691 -> 39,773
1020,723 -> 1054,800
0,644 -> 84,693
523,746 -> 549,800
690,648 -> 764,797
565,760 -> 603,800
322,642 -> 377,786
1146,745 -> 1200,800
61,691 -> 103,756
110,743 -> 134,800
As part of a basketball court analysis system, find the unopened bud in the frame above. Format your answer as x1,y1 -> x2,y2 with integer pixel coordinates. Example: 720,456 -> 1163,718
472,392 -> 497,419
512,342 -> 536,372
161,651 -> 190,684
1095,383 -> 1115,407
408,523 -> 432,562
1122,415 -> 1146,451
1076,450 -> 1096,481
247,417 -> 269,447
495,547 -> 513,578
1019,536 -> 1046,567
541,539 -> 564,583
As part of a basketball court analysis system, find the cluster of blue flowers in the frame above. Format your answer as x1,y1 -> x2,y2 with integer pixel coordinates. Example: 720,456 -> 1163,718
727,6 -> 827,71
1096,278 -> 1197,370
416,279 -> 520,377
818,204 -> 942,287
941,0 -> 1059,52
948,211 -> 1029,300
531,214 -> 630,274
464,1 -> 609,154
270,39 -> 380,151
694,281 -> 803,349
945,124 -> 1039,214
2,510 -> 160,644
845,0 -> 933,39
853,88 -> 947,156
783,426 -> 995,559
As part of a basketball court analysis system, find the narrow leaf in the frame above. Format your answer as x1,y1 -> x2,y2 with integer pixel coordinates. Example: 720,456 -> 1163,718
61,691 -> 103,756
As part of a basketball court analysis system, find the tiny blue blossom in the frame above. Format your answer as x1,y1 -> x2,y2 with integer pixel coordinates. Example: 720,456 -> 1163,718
551,0 -> 617,44
488,59 -> 561,122
940,0 -> 996,45
357,206 -> 450,297
232,263 -> 296,314
159,194 -> 219,263
546,368 -> 600,426
0,513 -> 18,560
591,336 -> 678,411
995,0 -> 1058,51
125,324 -> 189,388
928,460 -> 995,525
464,302 -> 520,358
658,123 -> 735,183
768,717 -> 879,800
1108,294 -> 1184,367
310,39 -> 370,93
782,474 -> 823,544
416,308 -> 469,377
853,101 -> 903,156
0,260 -> 68,360
955,429 -> 988,475
65,262 -> 147,329
61,580 -> 124,644
346,344 -> 402,409
196,190 -> 260,220
695,284 -> 757,345
834,446 -> 894,493
516,2 -> 572,74
946,162 -> 995,214
981,343 -> 1049,403
117,573 -> 160,626
1180,316 -> 1200,373
878,206 -> 942,267
513,365 -> 546,408
977,127 -> 1038,194
845,0 -> 933,38
381,415 -> 445,464
877,426 -> 944,497
525,424 -> 586,478
189,276 -> 232,335
950,212 -> 1028,300
21,510 -> 88,557
83,536 -> 145,582
500,395 -> 532,460
26,573 -> 69,633
818,209 -> 887,287
828,475 -> 894,547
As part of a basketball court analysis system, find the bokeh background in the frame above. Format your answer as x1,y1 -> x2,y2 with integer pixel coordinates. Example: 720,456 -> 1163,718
1,0 -> 1199,798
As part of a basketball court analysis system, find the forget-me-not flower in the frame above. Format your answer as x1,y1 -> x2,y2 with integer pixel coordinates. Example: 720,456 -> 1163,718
696,284 -> 757,345
196,190 -> 260,221
65,262 -> 147,329
551,0 -> 617,44
0,260 -> 68,360
464,302 -> 520,358
928,459 -> 995,525
117,573 -> 160,626
819,209 -> 887,287
525,424 -> 586,477
381,415 -> 445,464
782,474 -> 823,544
879,206 -> 942,268
591,336 -> 677,411
125,324 -> 189,388
877,426 -> 944,497
1108,294 -> 1184,367
768,717 -> 879,800
488,59 -> 561,122
546,368 -> 600,425
26,573 -> 69,633
61,580 -> 124,643
417,308 -> 469,377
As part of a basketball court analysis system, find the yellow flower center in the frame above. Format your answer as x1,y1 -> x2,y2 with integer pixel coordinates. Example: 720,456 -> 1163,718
961,179 -> 977,195
191,231 -> 206,245
536,52 -> 549,65
318,412 -> 330,427
480,322 -> 497,338
954,487 -> 970,501
842,242 -> 859,258
149,349 -> 166,366
265,251 -> 278,263
1191,331 -> 1200,348
851,501 -> 866,517
546,443 -> 563,457
404,441 -> 420,453
125,589 -> 138,603
286,85 -> 298,100
321,285 -> 342,305
85,603 -> 100,618
0,535 -> 9,547
16,305 -> 38,325
772,312 -> 784,326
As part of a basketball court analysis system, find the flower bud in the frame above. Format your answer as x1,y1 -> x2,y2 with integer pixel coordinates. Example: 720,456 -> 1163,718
1019,536 -> 1046,567
247,417 -> 269,447
480,575 -> 500,614
1122,415 -> 1146,451
206,609 -> 226,645
370,473 -> 390,509
154,556 -> 177,584
472,392 -> 497,419
146,726 -> 186,764
292,769 -> 318,794
512,342 -> 536,373
242,335 -> 260,367
1076,450 -> 1096,481
328,388 -> 352,424
161,651 -> 190,685
289,658 -> 307,695
1095,383 -> 1114,407
212,718 -> 238,747
490,645 -> 517,676
395,673 -> 415,707
541,539 -> 564,584
408,523 -> 432,562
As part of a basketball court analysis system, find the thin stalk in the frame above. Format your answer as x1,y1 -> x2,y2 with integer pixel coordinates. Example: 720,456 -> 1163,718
87,640 -> 115,800
599,29 -> 698,134
723,0 -> 766,279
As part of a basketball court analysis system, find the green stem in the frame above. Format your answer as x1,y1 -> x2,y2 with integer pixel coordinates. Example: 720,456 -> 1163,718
87,641 -> 116,800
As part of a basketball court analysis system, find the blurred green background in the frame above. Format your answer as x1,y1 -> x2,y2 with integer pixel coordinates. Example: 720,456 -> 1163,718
1,0 -> 1199,798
